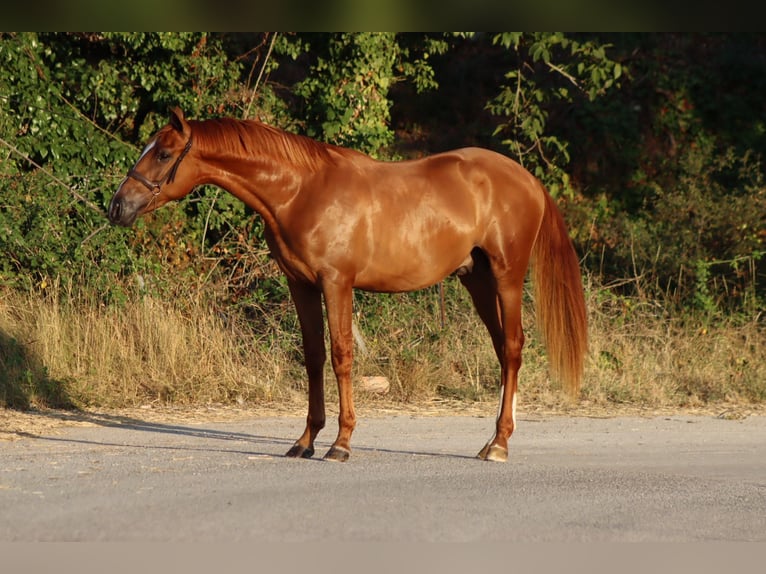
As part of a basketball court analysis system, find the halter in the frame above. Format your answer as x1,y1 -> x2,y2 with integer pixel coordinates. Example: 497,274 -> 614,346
127,135 -> 193,195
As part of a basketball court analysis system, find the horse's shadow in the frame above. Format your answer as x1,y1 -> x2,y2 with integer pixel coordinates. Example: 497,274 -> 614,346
5,408 -> 476,461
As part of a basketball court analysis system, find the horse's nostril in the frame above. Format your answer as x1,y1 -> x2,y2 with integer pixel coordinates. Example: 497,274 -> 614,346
108,197 -> 122,223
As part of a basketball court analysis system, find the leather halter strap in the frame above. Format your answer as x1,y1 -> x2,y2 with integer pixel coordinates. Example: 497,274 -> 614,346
127,135 -> 193,195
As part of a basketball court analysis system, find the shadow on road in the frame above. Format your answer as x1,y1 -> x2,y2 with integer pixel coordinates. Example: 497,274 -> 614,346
7,409 -> 296,458
4,408 -> 477,461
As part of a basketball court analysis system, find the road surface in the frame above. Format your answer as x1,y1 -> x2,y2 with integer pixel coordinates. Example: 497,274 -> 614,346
1,412 -> 764,541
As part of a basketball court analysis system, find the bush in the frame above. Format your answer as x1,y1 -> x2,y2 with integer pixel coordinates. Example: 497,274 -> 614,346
574,139 -> 765,315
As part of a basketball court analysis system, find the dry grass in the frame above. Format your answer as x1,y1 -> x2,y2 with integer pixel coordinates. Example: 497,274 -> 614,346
582,286 -> 765,409
0,288 -> 302,409
1,278 -> 764,414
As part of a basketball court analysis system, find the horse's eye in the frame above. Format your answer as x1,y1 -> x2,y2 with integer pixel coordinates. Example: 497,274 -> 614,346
157,150 -> 172,162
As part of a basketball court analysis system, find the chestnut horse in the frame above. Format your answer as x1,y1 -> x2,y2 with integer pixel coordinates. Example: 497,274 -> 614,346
108,107 -> 587,462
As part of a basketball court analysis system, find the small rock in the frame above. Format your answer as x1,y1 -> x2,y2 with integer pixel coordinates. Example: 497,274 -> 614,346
358,375 -> 390,395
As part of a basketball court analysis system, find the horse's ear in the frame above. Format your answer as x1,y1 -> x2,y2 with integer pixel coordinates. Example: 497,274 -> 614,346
169,107 -> 187,134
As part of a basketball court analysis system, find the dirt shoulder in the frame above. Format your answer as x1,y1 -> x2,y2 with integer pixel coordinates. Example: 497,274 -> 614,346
3,399 -> 764,441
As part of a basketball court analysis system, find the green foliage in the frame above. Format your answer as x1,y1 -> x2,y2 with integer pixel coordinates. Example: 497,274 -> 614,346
0,31 -> 763,329
486,32 -> 622,197
0,32 -> 245,301
292,33 -> 445,157
0,171 -> 129,294
579,141 -> 765,315
1,32 -> 765,411
293,33 -> 399,156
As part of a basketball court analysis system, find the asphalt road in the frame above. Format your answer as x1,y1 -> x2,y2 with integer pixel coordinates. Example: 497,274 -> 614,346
1,413 -> 765,542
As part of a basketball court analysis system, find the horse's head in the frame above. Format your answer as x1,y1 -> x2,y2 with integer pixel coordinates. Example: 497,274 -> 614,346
108,107 -> 194,227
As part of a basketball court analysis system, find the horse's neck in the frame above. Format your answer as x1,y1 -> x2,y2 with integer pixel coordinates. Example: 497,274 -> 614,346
199,144 -> 307,222
193,119 -> 338,224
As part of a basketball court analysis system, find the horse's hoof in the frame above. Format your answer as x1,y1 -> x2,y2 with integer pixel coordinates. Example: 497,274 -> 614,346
485,445 -> 508,462
477,443 -> 507,462
285,444 -> 314,459
323,446 -> 350,462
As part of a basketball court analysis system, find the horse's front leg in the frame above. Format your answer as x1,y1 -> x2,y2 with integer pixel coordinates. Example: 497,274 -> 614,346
285,280 -> 326,459
322,281 -> 356,462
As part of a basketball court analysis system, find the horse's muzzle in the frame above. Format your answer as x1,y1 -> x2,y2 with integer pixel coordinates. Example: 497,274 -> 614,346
108,196 -> 138,227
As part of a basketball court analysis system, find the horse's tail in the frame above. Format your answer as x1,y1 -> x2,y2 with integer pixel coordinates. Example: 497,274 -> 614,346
530,188 -> 588,397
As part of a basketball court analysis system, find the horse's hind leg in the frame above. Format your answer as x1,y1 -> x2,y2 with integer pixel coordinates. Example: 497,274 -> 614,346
459,255 -> 510,461
461,252 -> 526,462
481,267 -> 527,462
458,250 -> 504,365
285,280 -> 326,459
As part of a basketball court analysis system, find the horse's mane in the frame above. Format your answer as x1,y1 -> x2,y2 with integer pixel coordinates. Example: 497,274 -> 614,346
189,117 -> 344,170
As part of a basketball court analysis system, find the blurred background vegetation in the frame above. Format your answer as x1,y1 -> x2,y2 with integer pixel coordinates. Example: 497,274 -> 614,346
1,33 -> 764,410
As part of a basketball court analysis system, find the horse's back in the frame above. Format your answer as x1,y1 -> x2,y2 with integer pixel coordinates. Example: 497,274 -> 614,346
402,146 -> 547,231
336,147 -> 545,290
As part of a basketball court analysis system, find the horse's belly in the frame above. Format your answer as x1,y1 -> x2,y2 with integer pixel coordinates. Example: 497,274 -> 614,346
353,248 -> 473,293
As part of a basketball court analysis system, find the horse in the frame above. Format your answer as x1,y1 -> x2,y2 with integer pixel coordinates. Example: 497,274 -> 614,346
108,107 -> 588,462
